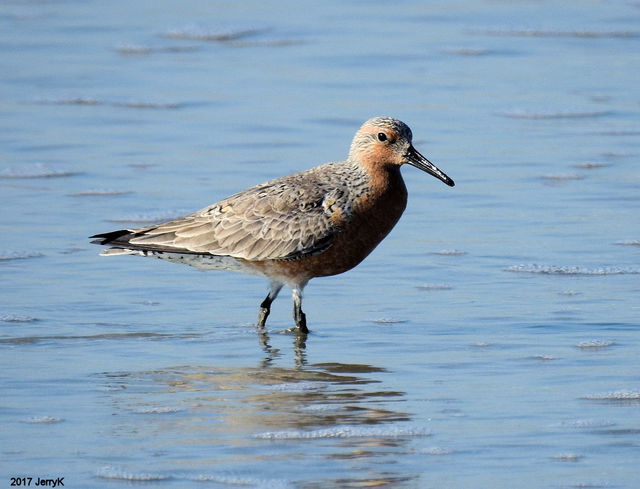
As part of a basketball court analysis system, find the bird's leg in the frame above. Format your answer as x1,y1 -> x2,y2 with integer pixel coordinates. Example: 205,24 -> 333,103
292,286 -> 309,334
257,282 -> 283,328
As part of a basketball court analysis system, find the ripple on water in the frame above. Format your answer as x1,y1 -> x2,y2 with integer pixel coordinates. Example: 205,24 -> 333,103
163,23 -> 268,42
0,164 -> 80,179
192,474 -> 292,488
69,189 -> 133,197
0,251 -> 44,261
583,390 -> 640,404
496,109 -> 612,119
24,416 -> 64,424
475,28 -> 638,38
32,97 -> 183,109
254,425 -> 430,440
505,264 -> 640,275
576,340 -> 614,350
105,209 -> 193,224
1,315 -> 38,323
96,466 -> 171,482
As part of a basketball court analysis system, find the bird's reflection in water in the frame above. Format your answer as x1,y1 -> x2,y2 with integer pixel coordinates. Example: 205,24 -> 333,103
101,344 -> 424,487
256,325 -> 308,367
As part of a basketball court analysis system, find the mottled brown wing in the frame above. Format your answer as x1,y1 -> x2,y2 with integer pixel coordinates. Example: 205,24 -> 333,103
126,174 -> 350,261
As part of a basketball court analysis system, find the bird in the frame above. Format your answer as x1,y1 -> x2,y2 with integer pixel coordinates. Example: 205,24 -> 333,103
91,116 -> 454,334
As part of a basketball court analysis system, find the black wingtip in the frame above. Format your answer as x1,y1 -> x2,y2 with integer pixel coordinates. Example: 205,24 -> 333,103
90,229 -> 131,245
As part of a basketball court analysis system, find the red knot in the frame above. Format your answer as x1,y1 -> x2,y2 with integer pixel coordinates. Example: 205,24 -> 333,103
91,117 -> 454,334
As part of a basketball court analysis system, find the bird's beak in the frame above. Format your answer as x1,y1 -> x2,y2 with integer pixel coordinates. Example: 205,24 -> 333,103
405,145 -> 455,187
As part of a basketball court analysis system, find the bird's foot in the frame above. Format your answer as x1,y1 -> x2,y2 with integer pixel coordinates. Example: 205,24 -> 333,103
257,307 -> 269,329
294,310 -> 309,334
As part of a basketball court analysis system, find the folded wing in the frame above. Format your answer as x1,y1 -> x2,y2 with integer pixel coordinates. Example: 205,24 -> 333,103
92,172 -> 351,262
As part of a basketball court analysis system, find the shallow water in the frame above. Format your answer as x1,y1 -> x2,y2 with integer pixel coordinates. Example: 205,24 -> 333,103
1,1 -> 639,487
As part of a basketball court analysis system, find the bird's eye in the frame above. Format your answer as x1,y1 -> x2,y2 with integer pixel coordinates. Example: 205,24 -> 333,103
377,132 -> 387,142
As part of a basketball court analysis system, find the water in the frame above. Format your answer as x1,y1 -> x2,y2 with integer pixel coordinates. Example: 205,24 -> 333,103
1,1 -> 639,487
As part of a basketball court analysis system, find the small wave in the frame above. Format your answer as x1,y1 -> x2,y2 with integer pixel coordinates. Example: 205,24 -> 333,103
497,109 -> 611,119
422,446 -> 454,455
431,249 -> 467,256
583,390 -> 640,402
541,173 -> 584,182
1,315 -> 38,323
254,425 -> 430,440
0,332 -> 172,345
0,163 -> 80,179
116,43 -> 200,55
33,97 -> 182,110
531,354 -> 556,361
226,38 -> 305,48
0,251 -> 44,261
164,24 -> 268,42
372,318 -> 408,324
24,416 -> 63,424
443,46 -> 491,56
69,189 -> 133,197
96,466 -> 171,482
505,264 -> 640,275
577,340 -> 614,349
264,382 -> 322,393
112,101 -> 183,109
417,284 -> 452,291
552,453 -> 583,462
106,209 -> 191,224
135,406 -> 183,414
192,474 -> 292,487
615,240 -> 640,246
574,162 -> 611,169
476,28 -> 638,39
558,418 -> 615,429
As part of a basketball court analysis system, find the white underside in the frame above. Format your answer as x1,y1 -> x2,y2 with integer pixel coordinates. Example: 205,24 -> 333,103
100,248 -> 262,275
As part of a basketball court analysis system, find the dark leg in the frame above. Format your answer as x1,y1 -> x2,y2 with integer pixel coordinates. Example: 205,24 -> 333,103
257,282 -> 283,328
292,286 -> 309,334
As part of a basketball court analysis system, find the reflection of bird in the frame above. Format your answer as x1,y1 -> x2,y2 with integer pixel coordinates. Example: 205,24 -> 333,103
91,117 -> 454,333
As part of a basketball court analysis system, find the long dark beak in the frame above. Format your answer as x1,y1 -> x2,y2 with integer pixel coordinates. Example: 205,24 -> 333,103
406,145 -> 455,187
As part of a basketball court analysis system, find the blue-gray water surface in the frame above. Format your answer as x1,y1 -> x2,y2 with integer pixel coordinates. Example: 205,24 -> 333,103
1,1 -> 639,488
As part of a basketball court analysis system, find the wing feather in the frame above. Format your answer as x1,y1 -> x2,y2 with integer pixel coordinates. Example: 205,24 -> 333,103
120,168 -> 352,261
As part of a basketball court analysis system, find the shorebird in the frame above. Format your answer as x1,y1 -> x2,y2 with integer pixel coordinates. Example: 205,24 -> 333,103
91,116 -> 454,334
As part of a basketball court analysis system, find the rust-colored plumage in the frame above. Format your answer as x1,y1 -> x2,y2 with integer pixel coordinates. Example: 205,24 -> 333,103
91,117 -> 454,333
